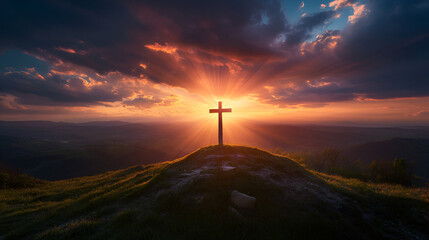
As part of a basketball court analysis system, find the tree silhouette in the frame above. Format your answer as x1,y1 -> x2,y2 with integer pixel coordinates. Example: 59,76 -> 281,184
320,148 -> 340,172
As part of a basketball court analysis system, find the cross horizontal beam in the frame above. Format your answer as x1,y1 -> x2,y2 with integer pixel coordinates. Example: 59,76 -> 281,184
209,108 -> 231,113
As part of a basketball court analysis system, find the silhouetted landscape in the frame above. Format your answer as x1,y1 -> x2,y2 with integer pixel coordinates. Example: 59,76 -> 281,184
1,0 -> 429,238
1,121 -> 429,181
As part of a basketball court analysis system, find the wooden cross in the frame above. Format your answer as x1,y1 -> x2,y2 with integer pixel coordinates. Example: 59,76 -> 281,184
209,101 -> 232,146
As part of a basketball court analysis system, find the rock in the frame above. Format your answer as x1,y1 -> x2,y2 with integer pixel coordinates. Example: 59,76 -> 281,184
194,195 -> 205,203
222,165 -> 236,171
231,190 -> 256,208
196,173 -> 215,181
228,206 -> 244,218
228,153 -> 246,158
204,154 -> 224,159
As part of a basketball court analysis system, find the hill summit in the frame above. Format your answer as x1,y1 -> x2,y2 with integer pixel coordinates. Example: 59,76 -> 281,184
1,145 -> 428,240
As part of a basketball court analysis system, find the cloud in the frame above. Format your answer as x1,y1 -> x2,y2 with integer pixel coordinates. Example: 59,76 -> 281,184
410,110 -> 429,118
122,96 -> 163,109
0,0 -> 428,112
321,0 -> 370,23
256,80 -> 355,108
328,0 -> 369,23
329,0 -> 355,10
55,47 -> 87,55
255,0 -> 429,106
122,95 -> 180,109
333,0 -> 429,99
0,52 -> 182,109
0,94 -> 27,111
0,0 -> 287,69
0,93 -> 78,116
0,71 -> 124,106
145,43 -> 177,54
347,3 -> 369,23
285,10 -> 336,46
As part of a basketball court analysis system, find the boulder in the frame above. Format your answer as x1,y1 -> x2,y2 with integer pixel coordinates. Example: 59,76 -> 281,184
222,165 -> 236,171
228,206 -> 244,218
230,190 -> 256,208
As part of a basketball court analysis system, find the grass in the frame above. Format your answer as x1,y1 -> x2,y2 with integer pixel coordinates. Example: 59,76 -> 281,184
0,163 -> 162,239
35,217 -> 98,240
0,169 -> 43,189
314,171 -> 429,202
0,145 -> 428,239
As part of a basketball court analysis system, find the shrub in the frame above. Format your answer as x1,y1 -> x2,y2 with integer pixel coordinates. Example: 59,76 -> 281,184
0,162 -> 41,189
370,158 -> 414,186
0,170 -> 10,189
320,148 -> 340,172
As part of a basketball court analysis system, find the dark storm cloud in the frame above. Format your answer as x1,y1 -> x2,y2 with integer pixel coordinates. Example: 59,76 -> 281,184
332,0 -> 429,100
0,0 -> 428,108
0,71 -> 128,106
0,0 -> 288,80
0,0 -> 148,76
257,0 -> 429,106
136,0 -> 287,56
285,10 -> 336,46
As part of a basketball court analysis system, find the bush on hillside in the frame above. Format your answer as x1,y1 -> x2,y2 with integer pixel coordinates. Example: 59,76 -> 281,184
370,158 -> 415,186
0,162 -> 42,189
285,149 -> 416,186
0,170 -> 11,188
320,148 -> 340,172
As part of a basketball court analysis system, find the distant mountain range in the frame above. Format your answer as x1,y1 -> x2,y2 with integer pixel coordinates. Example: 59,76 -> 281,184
1,121 -> 429,180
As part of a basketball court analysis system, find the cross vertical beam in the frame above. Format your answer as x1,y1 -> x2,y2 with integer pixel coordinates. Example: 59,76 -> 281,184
209,101 -> 232,146
218,101 -> 223,146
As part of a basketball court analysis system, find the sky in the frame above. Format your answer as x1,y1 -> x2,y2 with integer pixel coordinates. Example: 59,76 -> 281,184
1,0 -> 429,126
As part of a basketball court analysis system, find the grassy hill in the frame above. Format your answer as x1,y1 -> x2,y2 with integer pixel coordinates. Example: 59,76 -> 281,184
1,146 -> 428,240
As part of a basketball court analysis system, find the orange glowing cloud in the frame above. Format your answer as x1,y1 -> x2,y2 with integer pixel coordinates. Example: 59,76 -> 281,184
145,43 -> 177,54
55,47 -> 87,55
139,63 -> 147,69
348,3 -> 369,23
328,0 -> 369,23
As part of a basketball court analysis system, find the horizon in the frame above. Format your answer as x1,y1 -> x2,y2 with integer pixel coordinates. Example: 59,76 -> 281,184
2,118 -> 429,129
1,0 -> 428,126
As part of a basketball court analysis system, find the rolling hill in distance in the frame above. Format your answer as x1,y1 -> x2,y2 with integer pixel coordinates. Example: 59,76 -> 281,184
1,121 -> 429,180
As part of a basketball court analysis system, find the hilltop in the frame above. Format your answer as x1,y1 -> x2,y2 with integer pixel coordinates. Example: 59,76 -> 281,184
1,146 -> 428,239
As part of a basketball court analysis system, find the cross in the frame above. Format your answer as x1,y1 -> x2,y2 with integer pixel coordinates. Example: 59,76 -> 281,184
209,101 -> 232,146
